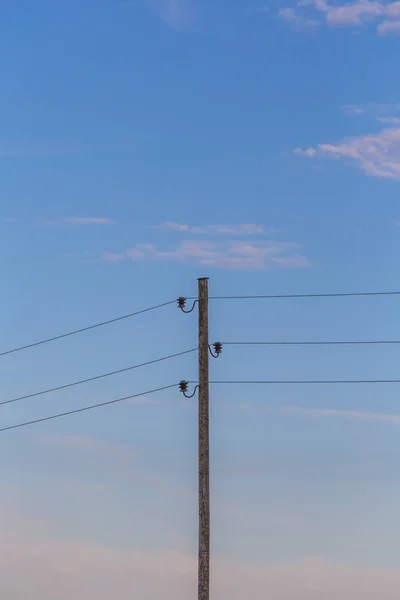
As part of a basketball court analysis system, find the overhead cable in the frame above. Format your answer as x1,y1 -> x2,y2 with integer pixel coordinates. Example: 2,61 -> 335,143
0,384 -> 177,433
203,291 -> 400,300
190,379 -> 400,385
0,300 -> 176,358
0,348 -> 197,407
223,340 -> 400,346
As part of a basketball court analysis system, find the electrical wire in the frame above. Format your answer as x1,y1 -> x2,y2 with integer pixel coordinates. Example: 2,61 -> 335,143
204,291 -> 400,300
223,340 -> 400,346
0,384 -> 177,433
204,379 -> 400,385
0,348 -> 197,407
0,300 -> 176,358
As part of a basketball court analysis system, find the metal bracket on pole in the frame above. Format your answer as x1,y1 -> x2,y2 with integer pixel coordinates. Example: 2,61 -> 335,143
179,380 -> 198,398
209,342 -> 222,358
177,297 -> 198,313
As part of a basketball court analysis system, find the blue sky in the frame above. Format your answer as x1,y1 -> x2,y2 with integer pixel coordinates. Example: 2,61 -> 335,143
2,0 -> 400,597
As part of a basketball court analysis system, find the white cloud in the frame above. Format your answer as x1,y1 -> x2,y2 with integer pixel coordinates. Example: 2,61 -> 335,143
341,104 -> 366,115
5,217 -> 115,227
162,222 -> 191,232
192,224 -> 267,235
62,217 -> 114,225
279,7 -> 320,29
294,147 -> 317,157
107,240 -> 310,270
386,1 -> 400,17
319,0 -> 385,26
342,103 -> 400,116
43,217 -> 114,226
377,18 -> 400,33
83,251 -> 125,264
161,222 -> 267,235
280,0 -> 400,34
283,406 -> 400,424
146,0 -> 192,29
294,126 -> 400,179
377,116 -> 400,124
94,223 -> 306,270
126,247 -> 147,260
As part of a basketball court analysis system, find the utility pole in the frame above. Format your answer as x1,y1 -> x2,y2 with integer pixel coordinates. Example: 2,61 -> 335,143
178,279 -> 216,600
198,277 -> 210,600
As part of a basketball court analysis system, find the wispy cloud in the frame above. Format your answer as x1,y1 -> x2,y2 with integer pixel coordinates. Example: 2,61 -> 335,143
3,506 -> 400,600
100,240 -> 310,270
161,222 -> 268,235
316,0 -> 385,26
377,116 -> 400,124
43,217 -> 114,226
341,103 -> 400,116
63,217 -> 114,225
227,402 -> 400,426
283,406 -> 400,424
146,0 -> 193,29
341,104 -> 367,116
279,7 -> 320,30
377,18 -> 400,33
162,222 -> 191,232
97,251 -> 125,263
40,434 -> 137,465
293,147 -> 317,157
3,216 -> 115,227
280,0 -> 400,35
294,125 -> 400,179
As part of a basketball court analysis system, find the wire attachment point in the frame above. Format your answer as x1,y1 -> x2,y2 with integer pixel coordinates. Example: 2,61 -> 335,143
177,297 -> 198,313
179,380 -> 198,398
209,342 -> 223,358
177,297 -> 186,309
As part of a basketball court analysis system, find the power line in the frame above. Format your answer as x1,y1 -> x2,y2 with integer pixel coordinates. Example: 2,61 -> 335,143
223,340 -> 400,346
204,379 -> 400,385
0,300 -> 176,358
0,384 -> 177,433
204,291 -> 400,300
0,348 -> 197,407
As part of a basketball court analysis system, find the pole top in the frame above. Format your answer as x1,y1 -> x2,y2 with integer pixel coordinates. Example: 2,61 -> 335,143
198,277 -> 209,281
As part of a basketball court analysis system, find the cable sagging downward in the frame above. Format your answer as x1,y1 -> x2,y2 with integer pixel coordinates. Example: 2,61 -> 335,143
0,300 -> 176,358
0,348 -> 197,407
0,384 -> 177,433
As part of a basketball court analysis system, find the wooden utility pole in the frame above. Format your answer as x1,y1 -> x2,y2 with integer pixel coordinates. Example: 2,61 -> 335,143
198,277 -> 210,600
